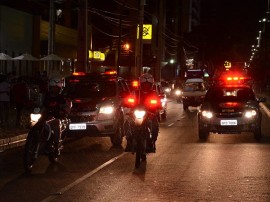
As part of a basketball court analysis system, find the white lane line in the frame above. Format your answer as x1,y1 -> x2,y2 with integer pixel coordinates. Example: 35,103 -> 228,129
168,122 -> 175,127
41,152 -> 126,202
260,103 -> 270,117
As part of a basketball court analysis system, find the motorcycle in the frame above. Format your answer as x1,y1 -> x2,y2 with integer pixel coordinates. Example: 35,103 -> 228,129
124,94 -> 159,169
174,88 -> 183,103
23,107 -> 70,173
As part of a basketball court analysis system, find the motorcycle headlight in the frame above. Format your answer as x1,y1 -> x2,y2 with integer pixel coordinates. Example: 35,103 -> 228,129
202,110 -> 213,119
134,110 -> 146,119
30,113 -> 41,122
244,110 -> 257,118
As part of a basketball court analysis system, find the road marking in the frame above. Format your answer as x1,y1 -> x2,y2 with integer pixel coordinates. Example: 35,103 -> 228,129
168,122 -> 175,127
41,152 -> 126,202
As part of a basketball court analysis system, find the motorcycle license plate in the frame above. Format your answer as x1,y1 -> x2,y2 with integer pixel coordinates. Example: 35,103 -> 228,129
220,120 -> 237,126
69,123 -> 87,130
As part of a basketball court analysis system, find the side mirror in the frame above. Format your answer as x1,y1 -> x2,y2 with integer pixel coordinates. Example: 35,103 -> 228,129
257,97 -> 266,103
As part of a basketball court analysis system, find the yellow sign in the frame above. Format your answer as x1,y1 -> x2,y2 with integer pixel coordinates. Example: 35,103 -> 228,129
137,24 -> 152,40
88,50 -> 105,61
224,60 -> 231,68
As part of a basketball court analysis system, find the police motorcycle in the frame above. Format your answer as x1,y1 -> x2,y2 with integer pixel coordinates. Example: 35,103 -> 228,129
23,79 -> 71,173
123,93 -> 160,169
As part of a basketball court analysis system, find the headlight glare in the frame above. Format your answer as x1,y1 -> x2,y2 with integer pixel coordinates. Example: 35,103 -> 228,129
175,90 -> 182,95
134,110 -> 146,119
202,110 -> 213,119
244,110 -> 257,118
99,106 -> 114,114
30,113 -> 41,122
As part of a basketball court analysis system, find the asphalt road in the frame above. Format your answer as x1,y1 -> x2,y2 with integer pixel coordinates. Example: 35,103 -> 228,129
1,99 -> 270,202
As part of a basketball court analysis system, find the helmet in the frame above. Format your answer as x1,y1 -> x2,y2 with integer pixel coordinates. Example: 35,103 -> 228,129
139,73 -> 154,84
139,73 -> 154,92
49,78 -> 63,88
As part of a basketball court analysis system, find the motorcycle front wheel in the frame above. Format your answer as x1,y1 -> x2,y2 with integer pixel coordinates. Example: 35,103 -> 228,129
23,131 -> 38,173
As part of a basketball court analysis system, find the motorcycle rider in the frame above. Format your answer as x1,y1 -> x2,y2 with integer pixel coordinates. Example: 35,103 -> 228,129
30,78 -> 71,156
125,73 -> 161,153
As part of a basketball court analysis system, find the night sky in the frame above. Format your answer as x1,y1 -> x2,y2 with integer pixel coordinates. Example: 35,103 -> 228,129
189,0 -> 269,68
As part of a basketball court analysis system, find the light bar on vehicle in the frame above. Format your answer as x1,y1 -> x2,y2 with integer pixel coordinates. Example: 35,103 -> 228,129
104,70 -> 117,75
72,72 -> 86,76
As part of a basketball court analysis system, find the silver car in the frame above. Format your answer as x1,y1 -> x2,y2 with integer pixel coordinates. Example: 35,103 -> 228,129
63,73 -> 130,146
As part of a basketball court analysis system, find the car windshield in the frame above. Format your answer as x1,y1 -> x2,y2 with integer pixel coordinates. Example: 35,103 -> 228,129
205,87 -> 255,102
63,81 -> 116,99
183,82 -> 205,92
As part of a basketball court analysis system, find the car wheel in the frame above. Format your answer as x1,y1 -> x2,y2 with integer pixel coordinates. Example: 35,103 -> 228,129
110,115 -> 124,146
253,126 -> 262,141
199,128 -> 208,140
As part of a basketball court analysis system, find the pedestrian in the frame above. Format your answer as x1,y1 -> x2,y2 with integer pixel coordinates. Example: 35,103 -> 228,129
0,74 -> 11,126
11,77 -> 28,126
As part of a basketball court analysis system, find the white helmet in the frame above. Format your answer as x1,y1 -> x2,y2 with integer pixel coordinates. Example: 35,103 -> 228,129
139,73 -> 154,84
49,78 -> 63,88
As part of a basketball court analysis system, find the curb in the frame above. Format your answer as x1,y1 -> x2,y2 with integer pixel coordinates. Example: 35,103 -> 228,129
0,133 -> 28,152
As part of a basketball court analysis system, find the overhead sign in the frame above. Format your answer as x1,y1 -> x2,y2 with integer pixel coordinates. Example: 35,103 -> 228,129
137,24 -> 152,40
88,50 -> 105,61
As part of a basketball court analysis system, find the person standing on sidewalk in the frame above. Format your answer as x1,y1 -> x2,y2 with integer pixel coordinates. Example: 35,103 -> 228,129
0,74 -> 11,126
11,77 -> 28,126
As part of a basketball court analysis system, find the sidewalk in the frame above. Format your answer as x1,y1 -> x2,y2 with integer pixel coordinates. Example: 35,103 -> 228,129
0,106 -> 29,152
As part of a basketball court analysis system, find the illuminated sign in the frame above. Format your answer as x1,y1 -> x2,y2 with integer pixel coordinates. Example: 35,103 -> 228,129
224,60 -> 231,69
137,24 -> 152,40
88,50 -> 105,61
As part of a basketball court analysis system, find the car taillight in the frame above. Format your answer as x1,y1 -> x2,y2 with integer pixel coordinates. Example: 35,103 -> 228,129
124,95 -> 137,107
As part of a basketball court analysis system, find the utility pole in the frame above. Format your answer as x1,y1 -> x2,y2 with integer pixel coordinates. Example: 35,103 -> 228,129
156,0 -> 164,81
135,0 -> 144,77
116,2 -> 125,76
48,0 -> 55,70
77,0 -> 88,72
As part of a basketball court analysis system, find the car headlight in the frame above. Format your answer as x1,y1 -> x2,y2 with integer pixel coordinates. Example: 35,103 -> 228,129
165,88 -> 171,92
99,106 -> 114,114
202,110 -> 213,119
244,110 -> 257,118
175,90 -> 182,95
97,106 -> 114,120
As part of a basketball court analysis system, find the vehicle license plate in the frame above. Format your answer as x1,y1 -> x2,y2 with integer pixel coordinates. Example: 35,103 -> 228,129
69,123 -> 86,130
220,120 -> 237,126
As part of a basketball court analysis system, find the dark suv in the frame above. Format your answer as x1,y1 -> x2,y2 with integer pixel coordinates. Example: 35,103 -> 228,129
63,72 -> 130,146
198,83 -> 266,141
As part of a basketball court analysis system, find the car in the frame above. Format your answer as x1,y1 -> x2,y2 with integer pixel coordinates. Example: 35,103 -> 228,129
197,72 -> 266,141
182,78 -> 207,110
152,82 -> 167,121
62,71 -> 131,146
